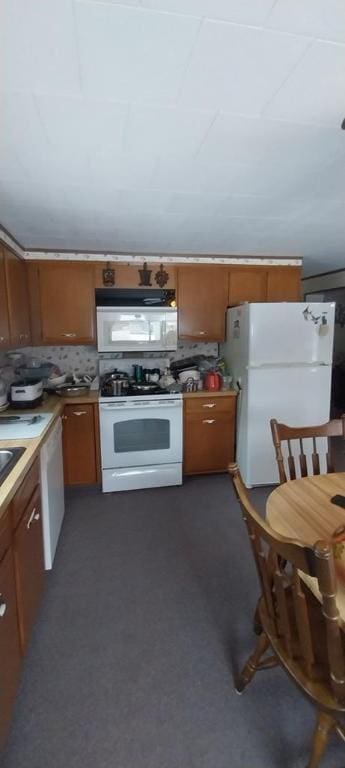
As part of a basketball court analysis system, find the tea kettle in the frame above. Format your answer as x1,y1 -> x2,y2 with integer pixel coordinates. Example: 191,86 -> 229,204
204,371 -> 222,391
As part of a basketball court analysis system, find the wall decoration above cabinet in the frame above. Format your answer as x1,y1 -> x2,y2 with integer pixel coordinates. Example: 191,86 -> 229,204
102,263 -> 115,287
155,264 -> 169,288
138,262 -> 152,287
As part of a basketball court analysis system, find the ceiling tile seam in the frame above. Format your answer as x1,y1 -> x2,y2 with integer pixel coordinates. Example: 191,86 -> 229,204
192,109 -> 220,160
262,0 -> 280,27
121,103 -> 132,154
71,0 -> 84,96
31,92 -> 53,147
260,36 -> 315,117
173,16 -> 204,106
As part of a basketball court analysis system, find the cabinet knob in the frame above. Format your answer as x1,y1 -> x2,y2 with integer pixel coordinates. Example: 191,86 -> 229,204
202,419 -> 215,424
202,403 -> 215,408
198,331 -> 206,335
73,411 -> 87,416
0,336 -> 4,342
0,597 -> 6,618
19,333 -> 25,339
62,333 -> 77,338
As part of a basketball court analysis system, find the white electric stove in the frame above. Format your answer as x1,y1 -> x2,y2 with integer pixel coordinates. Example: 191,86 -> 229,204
99,392 -> 183,492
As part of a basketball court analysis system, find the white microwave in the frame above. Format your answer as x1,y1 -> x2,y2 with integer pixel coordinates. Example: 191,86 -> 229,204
96,305 -> 178,352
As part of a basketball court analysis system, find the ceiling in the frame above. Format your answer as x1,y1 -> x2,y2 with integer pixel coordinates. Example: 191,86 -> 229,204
1,0 -> 345,276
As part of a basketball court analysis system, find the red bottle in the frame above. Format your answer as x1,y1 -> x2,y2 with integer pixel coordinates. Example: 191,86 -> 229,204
204,372 -> 221,391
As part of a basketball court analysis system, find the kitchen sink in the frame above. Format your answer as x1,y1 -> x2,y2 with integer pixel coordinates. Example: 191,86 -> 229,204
0,447 -> 26,487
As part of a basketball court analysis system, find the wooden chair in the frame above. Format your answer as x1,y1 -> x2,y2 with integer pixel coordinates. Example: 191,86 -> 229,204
270,417 -> 345,484
230,462 -> 345,768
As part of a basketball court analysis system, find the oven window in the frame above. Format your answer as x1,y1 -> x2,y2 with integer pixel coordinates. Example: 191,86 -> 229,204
114,419 -> 170,453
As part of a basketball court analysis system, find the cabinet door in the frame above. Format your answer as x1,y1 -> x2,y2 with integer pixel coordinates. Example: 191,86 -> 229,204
228,267 -> 267,306
266,266 -> 301,302
0,249 -> 10,349
184,413 -> 235,474
178,266 -> 228,341
62,404 -> 97,485
0,547 -> 22,750
4,247 -> 31,347
13,487 -> 44,653
38,262 -> 95,344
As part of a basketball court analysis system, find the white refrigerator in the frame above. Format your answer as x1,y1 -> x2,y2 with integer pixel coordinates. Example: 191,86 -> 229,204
220,302 -> 335,487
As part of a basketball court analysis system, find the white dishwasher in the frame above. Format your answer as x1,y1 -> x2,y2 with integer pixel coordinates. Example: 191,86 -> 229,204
40,417 -> 65,570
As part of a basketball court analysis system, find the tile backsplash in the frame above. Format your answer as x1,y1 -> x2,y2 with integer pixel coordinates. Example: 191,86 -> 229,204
0,342 -> 218,383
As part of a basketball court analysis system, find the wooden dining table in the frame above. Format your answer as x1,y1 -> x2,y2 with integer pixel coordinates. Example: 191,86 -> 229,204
266,472 -> 345,624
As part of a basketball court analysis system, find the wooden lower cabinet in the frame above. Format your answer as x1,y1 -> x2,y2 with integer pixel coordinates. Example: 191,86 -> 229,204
0,530 -> 21,750
183,395 -> 236,474
13,485 -> 44,653
62,404 -> 99,485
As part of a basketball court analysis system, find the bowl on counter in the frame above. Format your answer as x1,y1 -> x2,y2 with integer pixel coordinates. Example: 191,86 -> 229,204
178,369 -> 200,384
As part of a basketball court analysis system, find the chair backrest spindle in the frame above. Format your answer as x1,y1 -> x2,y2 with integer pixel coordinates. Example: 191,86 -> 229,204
270,418 -> 345,484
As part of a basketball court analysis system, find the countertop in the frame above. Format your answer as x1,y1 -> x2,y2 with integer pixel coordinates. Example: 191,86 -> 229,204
0,387 -> 237,517
182,389 -> 237,398
0,391 -> 98,518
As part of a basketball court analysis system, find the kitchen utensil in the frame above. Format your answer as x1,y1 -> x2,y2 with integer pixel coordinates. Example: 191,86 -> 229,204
159,368 -> 176,388
204,372 -> 222,392
112,379 -> 129,396
132,365 -> 144,383
15,362 -> 56,380
130,382 -> 162,394
55,384 -> 90,397
46,373 -> 67,388
221,375 -> 233,391
10,379 -> 44,408
178,369 -> 200,384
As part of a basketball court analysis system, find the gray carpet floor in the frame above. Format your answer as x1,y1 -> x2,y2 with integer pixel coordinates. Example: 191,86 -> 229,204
2,474 -> 345,768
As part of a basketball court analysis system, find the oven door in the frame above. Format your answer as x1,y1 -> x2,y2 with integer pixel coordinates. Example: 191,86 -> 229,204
99,400 -> 182,468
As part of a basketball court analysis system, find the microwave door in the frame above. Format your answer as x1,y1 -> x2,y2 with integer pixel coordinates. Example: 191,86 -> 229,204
97,307 -> 177,352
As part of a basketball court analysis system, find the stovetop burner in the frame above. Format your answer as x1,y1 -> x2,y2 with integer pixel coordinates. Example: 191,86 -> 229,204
100,383 -> 169,397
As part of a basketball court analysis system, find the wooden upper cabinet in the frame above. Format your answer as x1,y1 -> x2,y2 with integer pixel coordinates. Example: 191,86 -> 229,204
266,266 -> 301,302
228,266 -> 267,306
38,262 -> 95,344
0,249 -> 10,349
177,266 -> 228,341
4,247 -> 31,347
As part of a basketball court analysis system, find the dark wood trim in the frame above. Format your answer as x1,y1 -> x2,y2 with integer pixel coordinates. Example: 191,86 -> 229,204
303,267 -> 345,281
0,223 -> 25,252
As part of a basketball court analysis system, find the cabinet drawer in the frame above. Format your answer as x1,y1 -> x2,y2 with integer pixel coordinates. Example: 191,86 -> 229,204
184,396 -> 236,415
0,512 -> 11,563
12,458 -> 40,530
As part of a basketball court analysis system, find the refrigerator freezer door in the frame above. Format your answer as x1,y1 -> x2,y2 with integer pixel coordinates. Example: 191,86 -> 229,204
248,303 -> 335,366
239,364 -> 332,487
